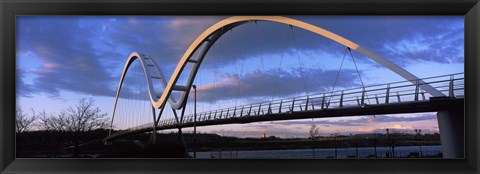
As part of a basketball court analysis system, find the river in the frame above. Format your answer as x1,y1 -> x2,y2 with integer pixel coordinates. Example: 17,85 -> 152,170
190,145 -> 442,158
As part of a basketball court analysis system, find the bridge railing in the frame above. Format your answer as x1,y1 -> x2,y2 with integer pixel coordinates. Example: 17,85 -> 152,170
111,73 -> 463,135
176,73 -> 463,124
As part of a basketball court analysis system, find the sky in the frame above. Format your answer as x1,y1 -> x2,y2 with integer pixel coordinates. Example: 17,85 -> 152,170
16,16 -> 464,138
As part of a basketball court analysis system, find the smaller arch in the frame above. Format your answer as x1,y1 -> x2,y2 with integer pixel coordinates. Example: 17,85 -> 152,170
110,52 -> 173,136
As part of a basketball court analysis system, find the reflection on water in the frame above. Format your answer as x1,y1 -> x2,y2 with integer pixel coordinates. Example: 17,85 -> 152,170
190,145 -> 442,159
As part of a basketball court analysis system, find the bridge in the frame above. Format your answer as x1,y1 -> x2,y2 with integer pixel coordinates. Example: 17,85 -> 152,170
105,16 -> 465,158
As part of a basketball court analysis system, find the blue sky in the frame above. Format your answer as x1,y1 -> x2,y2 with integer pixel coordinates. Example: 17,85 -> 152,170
16,16 -> 464,137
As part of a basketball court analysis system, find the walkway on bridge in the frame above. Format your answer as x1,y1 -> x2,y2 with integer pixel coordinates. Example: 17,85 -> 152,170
107,72 -> 464,141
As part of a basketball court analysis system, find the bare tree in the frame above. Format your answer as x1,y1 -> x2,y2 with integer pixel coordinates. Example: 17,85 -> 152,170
64,98 -> 109,132
331,131 -> 341,158
35,98 -> 109,157
39,110 -> 66,131
309,124 -> 319,140
309,124 -> 320,158
38,98 -> 109,132
16,106 -> 37,133
385,128 -> 402,158
348,133 -> 362,158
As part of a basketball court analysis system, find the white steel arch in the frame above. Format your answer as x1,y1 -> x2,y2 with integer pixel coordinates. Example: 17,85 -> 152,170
112,16 -> 445,131
110,52 -> 169,133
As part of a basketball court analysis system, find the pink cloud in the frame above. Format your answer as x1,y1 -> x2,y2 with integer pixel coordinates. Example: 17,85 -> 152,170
165,16 -> 224,50
43,63 -> 59,69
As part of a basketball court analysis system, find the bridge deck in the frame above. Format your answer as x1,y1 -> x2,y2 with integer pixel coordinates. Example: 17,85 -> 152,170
105,96 -> 463,141
106,73 -> 464,141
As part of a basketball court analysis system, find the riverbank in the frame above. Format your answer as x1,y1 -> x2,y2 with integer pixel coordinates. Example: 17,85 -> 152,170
191,145 -> 443,159
17,131 -> 441,158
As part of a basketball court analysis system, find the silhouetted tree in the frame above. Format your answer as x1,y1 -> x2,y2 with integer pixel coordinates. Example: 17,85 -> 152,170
16,106 -> 38,133
16,106 -> 39,157
309,124 -> 320,140
36,98 -> 109,157
309,124 -> 320,158
64,98 -> 109,132
39,110 -> 64,131
348,133 -> 362,158
331,131 -> 341,158
385,128 -> 402,158
367,133 -> 379,158
39,98 -> 109,132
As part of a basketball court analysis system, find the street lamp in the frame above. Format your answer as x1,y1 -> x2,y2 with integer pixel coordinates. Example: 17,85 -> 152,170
331,132 -> 338,159
386,128 -> 392,158
193,85 -> 197,158
415,129 -> 423,157
373,131 -> 378,158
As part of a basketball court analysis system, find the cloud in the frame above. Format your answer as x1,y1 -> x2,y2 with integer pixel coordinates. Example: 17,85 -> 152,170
110,16 -> 463,70
380,124 -> 414,130
230,113 -> 439,136
164,16 -> 225,51
16,69 -> 33,97
16,16 -> 463,101
106,16 -> 225,76
298,16 -> 464,65
267,113 -> 437,127
194,67 -> 360,103
383,28 -> 464,65
206,124 -> 309,138
17,17 -> 117,98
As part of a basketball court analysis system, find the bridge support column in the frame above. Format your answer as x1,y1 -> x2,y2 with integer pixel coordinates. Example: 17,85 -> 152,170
178,128 -> 190,157
149,130 -> 157,145
437,108 -> 464,158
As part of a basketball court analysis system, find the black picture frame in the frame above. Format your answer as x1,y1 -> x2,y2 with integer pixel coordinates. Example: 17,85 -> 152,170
1,0 -> 479,173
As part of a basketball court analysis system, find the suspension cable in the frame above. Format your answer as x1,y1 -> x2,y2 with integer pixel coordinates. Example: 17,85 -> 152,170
254,20 -> 265,73
235,22 -> 253,107
254,20 -> 270,102
130,63 -> 135,128
349,48 -> 365,89
349,48 -> 371,104
199,63 -> 204,113
208,38 -> 218,112
328,47 -> 349,104
136,62 -> 141,127
188,85 -> 193,118
348,48 -> 375,118
270,24 -> 290,102
212,27 -> 224,111
234,49 -> 239,107
290,25 -> 309,96
190,66 -> 200,115
133,63 -> 138,128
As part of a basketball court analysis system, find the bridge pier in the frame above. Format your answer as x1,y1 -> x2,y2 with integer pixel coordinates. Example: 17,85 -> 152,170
177,128 -> 190,157
437,108 -> 464,158
149,130 -> 157,145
